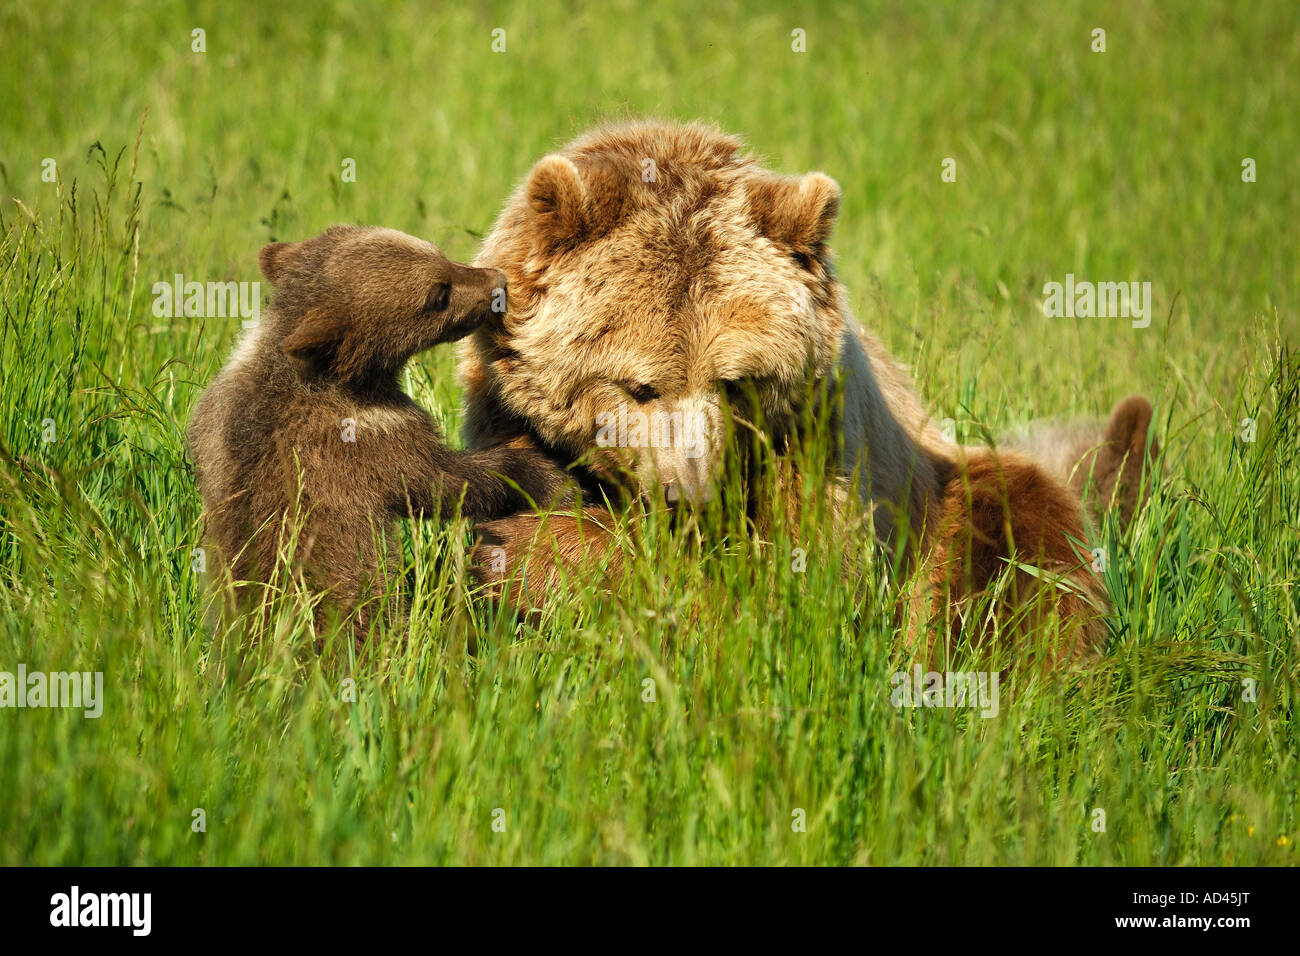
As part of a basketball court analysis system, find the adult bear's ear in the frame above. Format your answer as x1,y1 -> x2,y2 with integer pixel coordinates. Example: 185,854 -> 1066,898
527,155 -> 590,244
259,241 -> 298,284
748,172 -> 842,253
525,155 -> 590,246
525,154 -> 626,249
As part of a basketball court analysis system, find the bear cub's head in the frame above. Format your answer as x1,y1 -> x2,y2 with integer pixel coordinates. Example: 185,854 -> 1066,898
260,225 -> 506,384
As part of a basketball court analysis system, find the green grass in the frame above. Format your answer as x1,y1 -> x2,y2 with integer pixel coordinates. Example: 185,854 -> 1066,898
1,0 -> 1297,864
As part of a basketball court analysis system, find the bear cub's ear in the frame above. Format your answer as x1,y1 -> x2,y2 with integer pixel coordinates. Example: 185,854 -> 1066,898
1095,394 -> 1159,524
748,172 -> 842,253
259,242 -> 298,284
281,306 -> 348,369
1102,395 -> 1155,456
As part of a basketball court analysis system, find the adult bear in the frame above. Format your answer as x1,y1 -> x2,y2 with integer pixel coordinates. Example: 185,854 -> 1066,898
460,120 -> 1149,664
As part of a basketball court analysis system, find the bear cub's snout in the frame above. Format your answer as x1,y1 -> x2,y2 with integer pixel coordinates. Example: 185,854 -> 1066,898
437,265 -> 506,343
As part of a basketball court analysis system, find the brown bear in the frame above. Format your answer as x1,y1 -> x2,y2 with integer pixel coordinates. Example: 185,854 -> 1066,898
460,120 -> 1150,663
187,225 -> 573,639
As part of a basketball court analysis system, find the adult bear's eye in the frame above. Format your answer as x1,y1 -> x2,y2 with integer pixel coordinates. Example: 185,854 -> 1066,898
425,283 -> 451,313
625,383 -> 659,403
721,378 -> 749,399
791,251 -> 816,272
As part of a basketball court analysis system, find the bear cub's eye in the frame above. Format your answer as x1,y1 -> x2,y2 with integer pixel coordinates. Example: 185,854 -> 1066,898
424,283 -> 452,313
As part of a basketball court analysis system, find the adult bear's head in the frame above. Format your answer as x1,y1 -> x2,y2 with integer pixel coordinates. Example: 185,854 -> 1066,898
460,120 -> 848,506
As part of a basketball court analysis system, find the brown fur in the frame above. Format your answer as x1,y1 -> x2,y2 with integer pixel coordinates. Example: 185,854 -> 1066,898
459,121 -> 1109,663
920,451 -> 1107,667
1000,395 -> 1159,530
187,226 -> 573,638
473,507 -> 625,610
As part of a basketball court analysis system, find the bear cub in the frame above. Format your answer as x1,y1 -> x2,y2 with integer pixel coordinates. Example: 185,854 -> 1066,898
187,225 -> 572,636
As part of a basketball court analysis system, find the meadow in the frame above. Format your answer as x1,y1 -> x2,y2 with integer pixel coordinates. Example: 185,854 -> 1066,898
0,0 -> 1296,864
